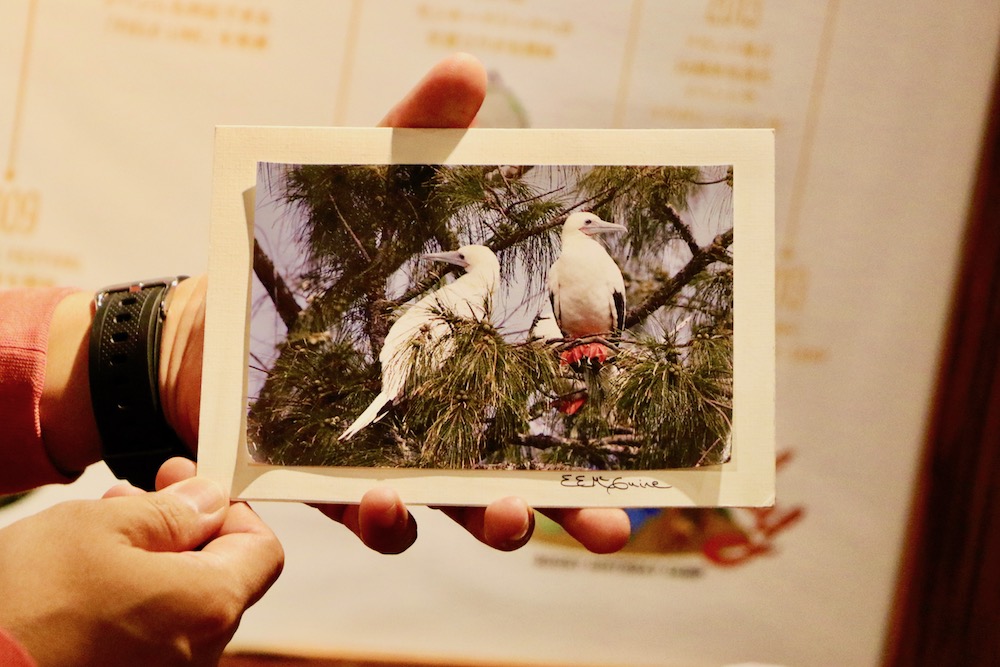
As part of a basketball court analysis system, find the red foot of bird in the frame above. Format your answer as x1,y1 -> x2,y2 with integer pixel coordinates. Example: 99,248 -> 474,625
560,342 -> 611,367
552,390 -> 588,415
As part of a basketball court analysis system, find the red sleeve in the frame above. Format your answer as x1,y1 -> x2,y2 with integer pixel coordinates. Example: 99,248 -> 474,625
0,626 -> 37,667
0,287 -> 81,494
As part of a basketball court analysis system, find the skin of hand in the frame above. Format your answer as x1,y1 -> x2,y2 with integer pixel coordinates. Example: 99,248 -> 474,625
40,52 -> 631,555
0,476 -> 283,667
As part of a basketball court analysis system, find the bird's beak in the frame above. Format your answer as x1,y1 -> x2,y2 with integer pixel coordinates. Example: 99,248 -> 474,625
582,219 -> 627,236
421,250 -> 469,269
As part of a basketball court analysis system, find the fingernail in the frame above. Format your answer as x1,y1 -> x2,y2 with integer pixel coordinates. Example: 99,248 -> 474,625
511,507 -> 534,543
375,497 -> 406,529
165,477 -> 227,514
493,498 -> 533,549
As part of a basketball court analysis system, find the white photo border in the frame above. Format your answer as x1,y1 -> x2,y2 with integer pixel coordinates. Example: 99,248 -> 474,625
199,126 -> 775,508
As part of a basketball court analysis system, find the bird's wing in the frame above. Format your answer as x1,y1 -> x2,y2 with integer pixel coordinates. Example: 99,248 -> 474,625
441,277 -> 489,320
606,251 -> 626,331
612,289 -> 626,332
378,306 -> 428,399
547,259 -> 562,327
339,391 -> 393,441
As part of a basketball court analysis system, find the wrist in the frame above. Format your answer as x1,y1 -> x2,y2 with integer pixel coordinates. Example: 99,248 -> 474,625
89,277 -> 194,490
157,274 -> 206,450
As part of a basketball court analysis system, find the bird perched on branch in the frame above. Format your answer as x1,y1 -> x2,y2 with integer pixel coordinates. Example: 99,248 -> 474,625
547,211 -> 627,367
339,245 -> 500,441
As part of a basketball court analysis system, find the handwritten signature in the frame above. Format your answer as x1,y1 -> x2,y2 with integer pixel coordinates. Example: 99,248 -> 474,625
560,474 -> 671,493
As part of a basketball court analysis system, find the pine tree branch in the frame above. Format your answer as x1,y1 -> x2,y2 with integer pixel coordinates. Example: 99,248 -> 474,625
380,175 -> 653,313
384,171 -> 636,309
662,202 -> 701,256
514,432 -> 642,451
341,165 -> 449,353
684,165 -> 733,186
625,227 -> 733,328
330,195 -> 371,262
253,237 -> 301,330
482,164 -> 536,185
483,186 -> 626,255
431,226 -> 460,258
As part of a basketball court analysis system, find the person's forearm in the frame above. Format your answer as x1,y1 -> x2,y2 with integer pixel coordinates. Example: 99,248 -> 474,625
39,291 -> 102,474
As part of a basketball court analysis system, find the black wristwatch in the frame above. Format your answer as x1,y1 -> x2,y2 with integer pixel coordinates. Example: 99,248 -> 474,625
88,277 -> 193,490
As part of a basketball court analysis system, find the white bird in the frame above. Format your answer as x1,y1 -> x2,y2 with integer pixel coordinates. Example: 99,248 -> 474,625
547,212 -> 627,366
339,245 -> 500,441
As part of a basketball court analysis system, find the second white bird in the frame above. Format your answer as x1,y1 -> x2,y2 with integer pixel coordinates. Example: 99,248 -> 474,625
547,211 -> 627,365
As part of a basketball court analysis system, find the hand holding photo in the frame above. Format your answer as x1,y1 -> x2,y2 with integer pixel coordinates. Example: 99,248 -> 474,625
199,127 -> 774,507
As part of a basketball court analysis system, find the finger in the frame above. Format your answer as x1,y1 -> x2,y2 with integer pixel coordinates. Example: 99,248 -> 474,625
125,502 -> 283,643
378,52 -> 487,129
155,456 -> 198,491
436,497 -> 534,551
315,488 -> 418,555
313,502 -> 347,524
197,502 -> 285,609
102,482 -> 143,499
357,487 -> 417,554
102,456 -> 196,498
538,508 -> 631,554
109,477 -> 229,552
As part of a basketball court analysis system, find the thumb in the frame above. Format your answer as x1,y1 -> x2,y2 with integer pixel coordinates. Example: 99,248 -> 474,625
110,477 -> 229,553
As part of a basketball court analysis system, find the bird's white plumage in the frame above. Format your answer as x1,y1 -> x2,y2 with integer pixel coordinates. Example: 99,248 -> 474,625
339,245 -> 500,441
547,212 -> 626,339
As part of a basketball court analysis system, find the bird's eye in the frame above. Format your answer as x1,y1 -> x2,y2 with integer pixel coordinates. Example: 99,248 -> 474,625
458,253 -> 466,260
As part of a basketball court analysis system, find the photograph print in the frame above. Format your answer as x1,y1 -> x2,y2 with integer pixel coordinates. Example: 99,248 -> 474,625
247,160 -> 734,472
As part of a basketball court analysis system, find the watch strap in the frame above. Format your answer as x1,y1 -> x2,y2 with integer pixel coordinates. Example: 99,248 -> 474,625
88,277 -> 192,490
